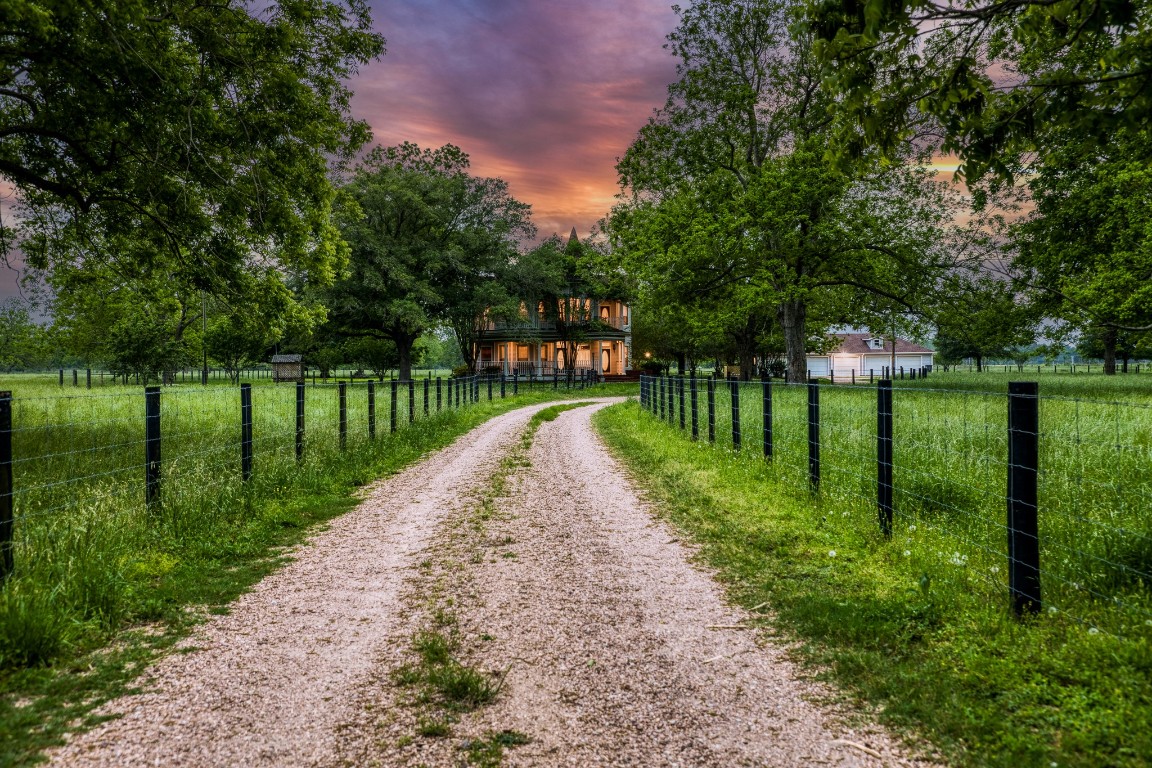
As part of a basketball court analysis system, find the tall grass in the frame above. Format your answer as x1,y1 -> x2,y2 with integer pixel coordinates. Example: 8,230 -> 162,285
597,388 -> 1152,767
0,376 -> 625,672
645,373 -> 1152,639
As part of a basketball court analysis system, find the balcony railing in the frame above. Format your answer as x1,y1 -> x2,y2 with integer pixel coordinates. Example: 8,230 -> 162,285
478,314 -> 629,332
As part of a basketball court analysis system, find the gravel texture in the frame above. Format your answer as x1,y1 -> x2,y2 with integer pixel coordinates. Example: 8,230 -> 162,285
49,399 -> 936,768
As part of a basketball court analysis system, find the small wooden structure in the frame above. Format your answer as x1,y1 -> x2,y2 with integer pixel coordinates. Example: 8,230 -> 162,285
271,354 -> 304,383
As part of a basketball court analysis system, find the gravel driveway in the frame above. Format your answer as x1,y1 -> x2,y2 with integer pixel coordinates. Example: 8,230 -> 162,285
49,399 -> 934,768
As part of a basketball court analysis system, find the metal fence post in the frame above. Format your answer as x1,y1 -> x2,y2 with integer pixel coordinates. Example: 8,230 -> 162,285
707,377 -> 716,443
808,379 -> 820,493
487,376 -> 493,401
368,380 -> 376,439
513,372 -> 519,395
240,383 -> 253,481
145,386 -> 161,511
338,382 -> 348,451
409,379 -> 416,423
296,382 -> 305,462
730,377 -> 741,450
878,379 -> 893,536
678,376 -> 686,430
436,377 -> 442,411
424,377 -> 430,416
390,379 -> 398,433
501,374 -> 506,399
762,376 -> 773,459
658,376 -> 666,419
690,376 -> 699,440
1008,381 -> 1041,615
0,392 -> 13,580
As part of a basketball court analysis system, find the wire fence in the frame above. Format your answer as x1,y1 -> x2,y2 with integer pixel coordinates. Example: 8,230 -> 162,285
639,374 -> 1152,640
0,370 -> 602,580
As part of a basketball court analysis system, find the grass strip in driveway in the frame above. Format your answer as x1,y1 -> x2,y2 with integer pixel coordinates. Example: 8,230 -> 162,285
594,400 -> 1152,768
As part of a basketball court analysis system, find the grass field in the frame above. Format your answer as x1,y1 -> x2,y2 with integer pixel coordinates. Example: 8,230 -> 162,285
597,370 -> 1152,767
0,373 -> 628,767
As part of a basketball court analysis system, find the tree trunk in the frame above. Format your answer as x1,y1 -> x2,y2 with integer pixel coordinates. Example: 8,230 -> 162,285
1102,327 -> 1118,375
975,355 -> 983,372
780,299 -> 807,383
397,334 -> 417,381
676,352 -> 686,375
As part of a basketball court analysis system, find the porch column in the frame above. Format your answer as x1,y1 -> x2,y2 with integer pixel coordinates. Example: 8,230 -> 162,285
594,340 -> 603,376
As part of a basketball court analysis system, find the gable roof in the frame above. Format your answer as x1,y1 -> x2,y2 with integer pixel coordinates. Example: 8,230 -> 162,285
830,333 -> 934,355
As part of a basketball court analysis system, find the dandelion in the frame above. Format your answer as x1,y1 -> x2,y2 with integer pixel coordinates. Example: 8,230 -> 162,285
828,550 -> 837,558
908,524 -> 917,532
1088,627 -> 1100,636
990,566 -> 1000,574
903,550 -> 911,557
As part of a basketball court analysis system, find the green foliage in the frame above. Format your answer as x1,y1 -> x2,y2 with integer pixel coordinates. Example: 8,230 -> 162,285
1013,131 -> 1152,373
611,0 -> 959,381
0,301 -> 48,372
809,0 -> 1152,183
329,143 -> 533,379
3,0 -> 384,303
933,276 -> 1037,369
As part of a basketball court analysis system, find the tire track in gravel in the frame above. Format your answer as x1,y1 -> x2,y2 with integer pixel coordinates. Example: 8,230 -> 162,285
341,400 -> 938,767
46,403 -> 562,768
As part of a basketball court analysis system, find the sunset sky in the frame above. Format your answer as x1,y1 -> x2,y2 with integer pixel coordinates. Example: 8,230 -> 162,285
353,0 -> 681,239
0,0 -> 680,300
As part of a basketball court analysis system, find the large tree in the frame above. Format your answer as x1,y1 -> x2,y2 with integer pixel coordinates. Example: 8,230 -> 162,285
3,0 -> 383,305
614,1 -> 956,381
329,143 -> 532,380
809,0 -> 1152,183
1012,131 -> 1152,374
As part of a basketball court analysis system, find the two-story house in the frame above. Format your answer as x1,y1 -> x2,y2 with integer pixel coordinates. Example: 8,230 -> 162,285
472,229 -> 631,378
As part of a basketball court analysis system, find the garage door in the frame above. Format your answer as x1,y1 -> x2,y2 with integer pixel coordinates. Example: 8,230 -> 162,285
806,357 -> 830,377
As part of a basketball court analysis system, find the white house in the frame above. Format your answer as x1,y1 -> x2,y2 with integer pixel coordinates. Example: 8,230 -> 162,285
805,333 -> 934,379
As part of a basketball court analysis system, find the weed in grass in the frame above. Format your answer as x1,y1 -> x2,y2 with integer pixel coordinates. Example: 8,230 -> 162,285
416,717 -> 453,738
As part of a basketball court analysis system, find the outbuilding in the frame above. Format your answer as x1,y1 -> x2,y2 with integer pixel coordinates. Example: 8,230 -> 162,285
271,354 -> 305,383
806,333 -> 934,379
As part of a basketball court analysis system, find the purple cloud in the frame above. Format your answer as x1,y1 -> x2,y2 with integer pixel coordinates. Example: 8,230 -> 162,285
352,0 -> 680,237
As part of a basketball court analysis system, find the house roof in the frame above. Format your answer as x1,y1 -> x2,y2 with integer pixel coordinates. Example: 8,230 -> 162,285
831,333 -> 934,355
271,354 -> 303,363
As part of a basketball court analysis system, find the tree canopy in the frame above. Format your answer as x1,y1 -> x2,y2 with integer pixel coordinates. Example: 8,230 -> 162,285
328,143 -> 533,380
3,0 -> 384,303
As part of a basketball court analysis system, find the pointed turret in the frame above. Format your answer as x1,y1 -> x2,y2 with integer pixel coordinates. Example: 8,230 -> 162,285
568,227 -> 579,245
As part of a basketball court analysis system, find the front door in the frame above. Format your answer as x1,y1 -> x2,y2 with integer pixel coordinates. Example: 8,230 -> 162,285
602,348 -> 611,374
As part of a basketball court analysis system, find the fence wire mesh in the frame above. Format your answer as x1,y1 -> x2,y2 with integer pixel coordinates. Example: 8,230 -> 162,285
640,374 -> 1152,639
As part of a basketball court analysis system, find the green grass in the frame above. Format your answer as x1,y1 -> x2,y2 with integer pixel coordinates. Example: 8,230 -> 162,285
596,394 -> 1152,768
0,377 -> 631,767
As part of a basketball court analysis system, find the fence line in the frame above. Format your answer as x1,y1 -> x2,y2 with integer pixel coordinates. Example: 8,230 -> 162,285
0,370 -> 605,581
639,374 -> 1152,638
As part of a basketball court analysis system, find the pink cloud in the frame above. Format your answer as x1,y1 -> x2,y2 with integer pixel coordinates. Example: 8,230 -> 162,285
352,0 -> 681,238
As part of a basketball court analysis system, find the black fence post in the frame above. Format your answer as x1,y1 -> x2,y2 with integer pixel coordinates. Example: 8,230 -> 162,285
1008,381 -> 1041,616
690,376 -> 699,440
808,379 -> 820,493
72,369 -> 78,386
878,380 -> 893,536
707,377 -> 716,443
500,374 -> 506,399
436,377 -> 442,412
86,369 -> 92,389
762,376 -> 773,459
145,386 -> 161,511
730,377 -> 741,450
513,372 -> 519,395
240,383 -> 253,481
368,381 -> 377,439
390,379 -> 398,433
296,382 -> 305,462
58,369 -> 63,386
0,392 -> 12,580
338,382 -> 348,451
424,377 -> 430,416
658,376 -> 666,419
409,379 -> 416,423
487,376 -> 493,401
678,376 -> 686,431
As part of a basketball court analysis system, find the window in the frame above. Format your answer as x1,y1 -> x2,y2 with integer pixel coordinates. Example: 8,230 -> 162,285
517,345 -> 529,362
600,306 -> 610,320
867,338 -> 884,350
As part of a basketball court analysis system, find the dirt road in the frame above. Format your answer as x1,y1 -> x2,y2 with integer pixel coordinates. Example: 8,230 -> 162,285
50,399 -> 932,767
